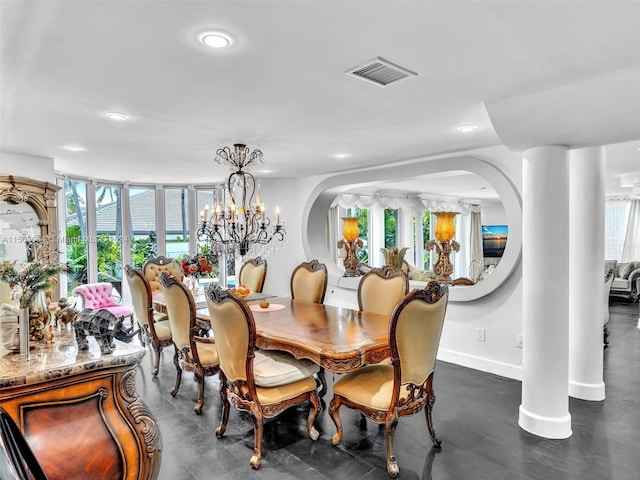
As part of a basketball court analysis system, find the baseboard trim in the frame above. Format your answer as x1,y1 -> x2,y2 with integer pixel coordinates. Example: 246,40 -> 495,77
437,348 -> 522,381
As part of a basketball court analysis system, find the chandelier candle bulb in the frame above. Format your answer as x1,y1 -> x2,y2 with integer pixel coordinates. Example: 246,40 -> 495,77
275,208 -> 280,226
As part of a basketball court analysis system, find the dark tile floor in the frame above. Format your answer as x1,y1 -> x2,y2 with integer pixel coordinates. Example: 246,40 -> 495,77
135,301 -> 640,480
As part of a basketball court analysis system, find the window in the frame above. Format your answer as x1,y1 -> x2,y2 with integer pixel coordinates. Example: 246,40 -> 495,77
357,209 -> 369,264
129,187 -> 156,269
95,184 -> 123,283
165,188 -> 190,258
420,210 -> 431,270
384,208 -> 397,248
64,179 -> 88,295
605,201 -> 630,261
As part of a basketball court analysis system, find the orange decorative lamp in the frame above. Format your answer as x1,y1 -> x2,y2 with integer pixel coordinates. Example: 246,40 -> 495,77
427,211 -> 460,283
337,217 -> 363,277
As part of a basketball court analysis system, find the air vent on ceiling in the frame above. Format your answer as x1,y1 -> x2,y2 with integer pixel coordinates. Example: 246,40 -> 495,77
345,57 -> 417,87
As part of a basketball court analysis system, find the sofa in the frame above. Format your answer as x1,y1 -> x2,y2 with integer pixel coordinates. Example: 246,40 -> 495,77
605,260 -> 640,302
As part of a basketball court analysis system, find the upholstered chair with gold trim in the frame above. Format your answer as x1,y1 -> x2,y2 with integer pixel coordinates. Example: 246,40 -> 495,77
159,272 -> 219,414
238,257 -> 267,293
290,260 -> 328,304
142,256 -> 184,294
329,281 -> 449,478
604,267 -> 615,347
205,284 -> 321,469
358,265 -> 409,317
142,256 -> 184,321
124,265 -> 173,377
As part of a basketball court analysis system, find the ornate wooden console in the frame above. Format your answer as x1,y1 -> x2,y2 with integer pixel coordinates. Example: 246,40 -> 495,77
0,325 -> 162,479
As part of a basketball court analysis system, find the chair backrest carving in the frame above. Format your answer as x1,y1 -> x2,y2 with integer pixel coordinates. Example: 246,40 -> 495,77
357,265 -> 409,316
290,259 -> 328,303
238,257 -> 267,293
142,256 -> 183,293
124,265 -> 152,328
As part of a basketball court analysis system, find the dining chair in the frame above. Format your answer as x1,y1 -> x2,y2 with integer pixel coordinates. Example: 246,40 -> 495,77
329,281 -> 449,478
358,265 -> 409,317
124,265 -> 173,377
238,257 -> 267,293
204,284 -> 321,469
159,272 -> 219,414
290,259 -> 328,303
142,256 -> 184,294
604,267 -> 615,347
1,407 -> 49,480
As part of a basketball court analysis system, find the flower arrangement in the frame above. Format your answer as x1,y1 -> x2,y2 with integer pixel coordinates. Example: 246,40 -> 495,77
179,255 -> 214,278
0,259 -> 65,309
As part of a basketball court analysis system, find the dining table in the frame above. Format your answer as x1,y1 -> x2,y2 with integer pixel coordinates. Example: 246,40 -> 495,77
152,292 -> 392,374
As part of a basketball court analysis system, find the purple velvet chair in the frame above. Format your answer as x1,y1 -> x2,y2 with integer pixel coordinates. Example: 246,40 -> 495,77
72,282 -> 134,323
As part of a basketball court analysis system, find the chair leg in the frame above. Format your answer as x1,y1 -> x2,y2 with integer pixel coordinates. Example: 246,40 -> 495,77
328,395 -> 344,445
317,368 -> 328,397
250,410 -> 264,469
425,393 -> 442,447
307,391 -> 320,441
193,372 -> 205,415
215,375 -> 230,439
384,414 -> 399,478
151,343 -> 162,378
170,348 -> 182,397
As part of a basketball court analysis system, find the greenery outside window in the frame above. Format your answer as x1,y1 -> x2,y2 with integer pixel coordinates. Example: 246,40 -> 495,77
65,179 -> 88,295
384,208 -> 398,248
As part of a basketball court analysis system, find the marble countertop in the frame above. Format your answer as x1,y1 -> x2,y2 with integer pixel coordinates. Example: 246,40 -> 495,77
0,322 -> 146,389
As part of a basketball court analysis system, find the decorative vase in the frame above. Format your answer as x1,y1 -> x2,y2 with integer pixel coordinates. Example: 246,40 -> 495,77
380,247 -> 408,270
30,289 -> 51,327
190,275 -> 200,294
13,307 -> 35,362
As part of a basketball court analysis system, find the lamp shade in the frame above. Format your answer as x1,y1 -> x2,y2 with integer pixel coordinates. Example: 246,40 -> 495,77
342,217 -> 360,242
434,211 -> 458,242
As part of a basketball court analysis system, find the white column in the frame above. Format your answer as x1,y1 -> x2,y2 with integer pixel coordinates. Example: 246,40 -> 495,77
188,185 -> 197,255
155,185 -> 166,257
121,183 -> 132,306
369,206 -> 384,267
86,180 -> 98,283
519,146 -> 572,439
569,147 -> 605,400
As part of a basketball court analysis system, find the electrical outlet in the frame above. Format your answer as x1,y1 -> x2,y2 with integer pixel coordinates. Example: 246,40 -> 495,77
477,328 -> 486,342
517,334 -> 523,348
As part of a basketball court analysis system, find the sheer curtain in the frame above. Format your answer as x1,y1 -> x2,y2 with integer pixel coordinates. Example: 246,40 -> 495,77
621,199 -> 640,262
469,210 -> 484,281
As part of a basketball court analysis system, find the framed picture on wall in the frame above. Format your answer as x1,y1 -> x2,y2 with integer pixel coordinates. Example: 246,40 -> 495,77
482,225 -> 508,257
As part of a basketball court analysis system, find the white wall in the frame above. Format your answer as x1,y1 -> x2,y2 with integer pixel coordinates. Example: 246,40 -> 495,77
0,152 -> 55,183
257,152 -> 525,380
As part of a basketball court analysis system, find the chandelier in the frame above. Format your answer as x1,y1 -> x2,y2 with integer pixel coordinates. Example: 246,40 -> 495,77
197,144 -> 285,258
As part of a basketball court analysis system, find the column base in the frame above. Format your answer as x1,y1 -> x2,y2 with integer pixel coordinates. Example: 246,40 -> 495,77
518,405 -> 572,439
568,380 -> 605,401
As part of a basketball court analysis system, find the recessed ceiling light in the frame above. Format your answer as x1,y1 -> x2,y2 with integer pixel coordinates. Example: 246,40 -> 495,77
199,31 -> 232,48
62,145 -> 86,152
333,153 -> 350,159
457,124 -> 478,133
105,112 -> 129,121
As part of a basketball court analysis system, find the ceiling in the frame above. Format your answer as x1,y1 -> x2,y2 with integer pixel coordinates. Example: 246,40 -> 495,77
1,0 -> 639,201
